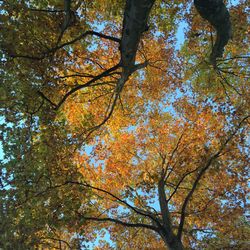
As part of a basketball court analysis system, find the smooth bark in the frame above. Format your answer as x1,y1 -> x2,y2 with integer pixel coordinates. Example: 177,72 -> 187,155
194,0 -> 232,65
158,179 -> 184,250
117,0 -> 155,92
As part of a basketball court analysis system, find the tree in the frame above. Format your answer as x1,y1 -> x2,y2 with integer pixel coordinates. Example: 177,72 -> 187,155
194,0 -> 232,65
0,0 -> 249,249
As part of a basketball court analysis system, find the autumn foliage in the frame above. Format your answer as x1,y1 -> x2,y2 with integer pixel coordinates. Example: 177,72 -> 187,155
0,0 -> 249,249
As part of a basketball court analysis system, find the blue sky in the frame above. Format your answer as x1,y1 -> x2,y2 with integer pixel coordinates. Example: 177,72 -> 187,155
0,117 -> 4,161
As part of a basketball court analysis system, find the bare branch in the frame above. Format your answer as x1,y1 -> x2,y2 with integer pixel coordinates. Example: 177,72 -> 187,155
67,180 -> 160,225
27,8 -> 64,13
55,64 -> 120,109
163,131 -> 185,179
82,215 -> 158,231
167,167 -> 200,202
216,69 -> 242,96
37,91 -> 57,108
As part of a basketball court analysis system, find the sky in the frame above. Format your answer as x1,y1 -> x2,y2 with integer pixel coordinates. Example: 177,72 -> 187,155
0,117 -> 4,161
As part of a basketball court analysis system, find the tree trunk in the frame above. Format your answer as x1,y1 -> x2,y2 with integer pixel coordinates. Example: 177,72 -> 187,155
158,179 -> 185,250
120,0 -> 155,71
168,238 -> 184,250
116,0 -> 155,92
194,0 -> 232,65
160,231 -> 184,250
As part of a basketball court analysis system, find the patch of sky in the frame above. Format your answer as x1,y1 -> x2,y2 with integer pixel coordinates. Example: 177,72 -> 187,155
228,0 -> 241,7
175,21 -> 188,50
0,116 -> 6,161
86,229 -> 115,249
0,144 -> 3,160
193,223 -> 215,241
80,140 -> 106,170
82,144 -> 94,156
219,184 -> 248,212
86,20 -> 108,51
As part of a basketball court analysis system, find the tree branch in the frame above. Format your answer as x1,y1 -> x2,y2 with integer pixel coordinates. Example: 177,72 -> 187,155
55,64 -> 120,109
37,91 -> 57,108
158,178 -> 175,243
194,0 -> 232,66
82,216 -> 158,231
11,31 -> 120,60
68,180 -> 160,226
177,115 -> 250,239
167,167 -> 200,202
163,131 -> 185,179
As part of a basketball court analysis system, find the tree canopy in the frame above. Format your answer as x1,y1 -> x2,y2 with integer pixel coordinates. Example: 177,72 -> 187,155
0,0 -> 249,249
